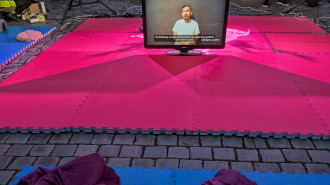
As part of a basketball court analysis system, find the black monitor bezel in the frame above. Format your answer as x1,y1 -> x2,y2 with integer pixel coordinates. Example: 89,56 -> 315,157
142,0 -> 230,50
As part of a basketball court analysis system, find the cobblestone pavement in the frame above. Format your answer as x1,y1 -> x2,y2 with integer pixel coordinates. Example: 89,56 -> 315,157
1,0 -> 330,184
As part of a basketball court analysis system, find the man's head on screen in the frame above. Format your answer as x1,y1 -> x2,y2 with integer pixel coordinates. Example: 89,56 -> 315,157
181,5 -> 192,22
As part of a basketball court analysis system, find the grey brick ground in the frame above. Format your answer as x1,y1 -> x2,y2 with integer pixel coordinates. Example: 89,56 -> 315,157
280,163 -> 306,174
213,148 -> 235,160
222,136 -> 243,148
308,150 -> 330,163
204,161 -> 229,170
120,146 -> 142,158
134,135 -> 155,146
231,162 -> 254,172
253,138 -> 267,148
34,157 -> 59,166
7,157 -> 36,170
144,146 -> 167,158
74,145 -> 99,156
200,136 -> 221,147
70,133 -> 93,144
290,139 -> 315,149
0,156 -> 13,169
168,147 -> 189,159
313,140 -> 330,150
282,149 -> 311,163
98,145 -> 121,157
180,160 -> 202,170
0,144 -> 10,155
254,163 -> 280,173
0,170 -> 15,185
5,134 -> 31,144
0,134 -> 9,143
58,157 -> 75,166
113,134 -> 135,145
305,164 -> 330,174
259,149 -> 285,162
29,145 -> 55,156
91,134 -> 113,144
132,159 -> 155,168
236,149 -> 259,162
155,159 -> 179,169
179,136 -> 199,146
267,138 -> 291,148
5,145 -> 33,156
27,134 -> 51,144
243,137 -> 255,148
190,147 -> 212,160
108,158 -> 131,168
49,134 -> 72,144
157,135 -> 177,146
51,145 -> 77,156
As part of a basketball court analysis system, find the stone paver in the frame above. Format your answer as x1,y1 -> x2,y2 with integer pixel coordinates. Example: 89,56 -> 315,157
49,134 -> 72,144
204,161 -> 229,170
144,146 -> 167,158
132,159 -> 155,168
305,164 -> 330,174
0,171 -> 15,185
70,133 -> 93,144
282,149 -> 311,163
313,140 -> 330,150
5,134 -> 31,144
308,150 -> 330,163
157,135 -> 177,146
108,158 -> 131,168
74,145 -> 99,156
222,136 -> 243,148
134,135 -> 155,146
0,144 -> 10,155
113,134 -> 135,145
168,147 -> 189,159
260,149 -> 285,162
5,145 -> 33,156
280,163 -> 306,174
27,134 -> 52,144
51,145 -> 77,157
200,136 -> 221,147
254,163 -> 280,173
231,162 -> 254,172
7,157 -> 36,170
156,159 -> 179,169
253,138 -> 267,148
190,147 -> 212,160
180,160 -> 202,170
244,137 -> 255,148
120,146 -> 142,158
179,136 -> 199,146
91,134 -> 113,144
0,134 -> 9,143
34,157 -> 59,166
29,145 -> 55,156
290,139 -> 315,149
213,148 -> 235,160
98,145 -> 121,157
0,156 -> 13,169
267,138 -> 291,149
236,149 -> 259,161
58,157 -> 75,166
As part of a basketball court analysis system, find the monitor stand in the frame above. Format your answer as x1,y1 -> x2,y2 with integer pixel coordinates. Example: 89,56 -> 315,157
166,49 -> 202,56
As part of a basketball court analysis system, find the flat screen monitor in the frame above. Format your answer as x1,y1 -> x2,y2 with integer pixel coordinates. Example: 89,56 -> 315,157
142,0 -> 229,55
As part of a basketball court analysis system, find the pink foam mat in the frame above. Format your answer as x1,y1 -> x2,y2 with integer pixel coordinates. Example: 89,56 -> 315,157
73,18 -> 142,33
266,33 -> 330,53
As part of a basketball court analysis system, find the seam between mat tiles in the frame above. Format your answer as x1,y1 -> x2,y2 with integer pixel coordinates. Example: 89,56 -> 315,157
261,32 -> 278,53
275,53 -> 330,135
67,62 -> 111,125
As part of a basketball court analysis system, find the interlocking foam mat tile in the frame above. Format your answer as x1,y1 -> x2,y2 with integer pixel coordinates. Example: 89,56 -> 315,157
265,33 -> 330,53
10,165 -> 330,185
0,26 -> 55,66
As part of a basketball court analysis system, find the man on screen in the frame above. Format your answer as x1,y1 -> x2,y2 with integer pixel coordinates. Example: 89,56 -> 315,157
172,5 -> 200,45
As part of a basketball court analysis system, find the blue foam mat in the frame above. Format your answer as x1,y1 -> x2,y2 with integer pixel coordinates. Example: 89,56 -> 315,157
10,165 -> 330,185
0,26 -> 55,66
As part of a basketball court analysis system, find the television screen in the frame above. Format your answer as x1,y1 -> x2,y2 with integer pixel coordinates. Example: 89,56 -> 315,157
142,0 -> 229,54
